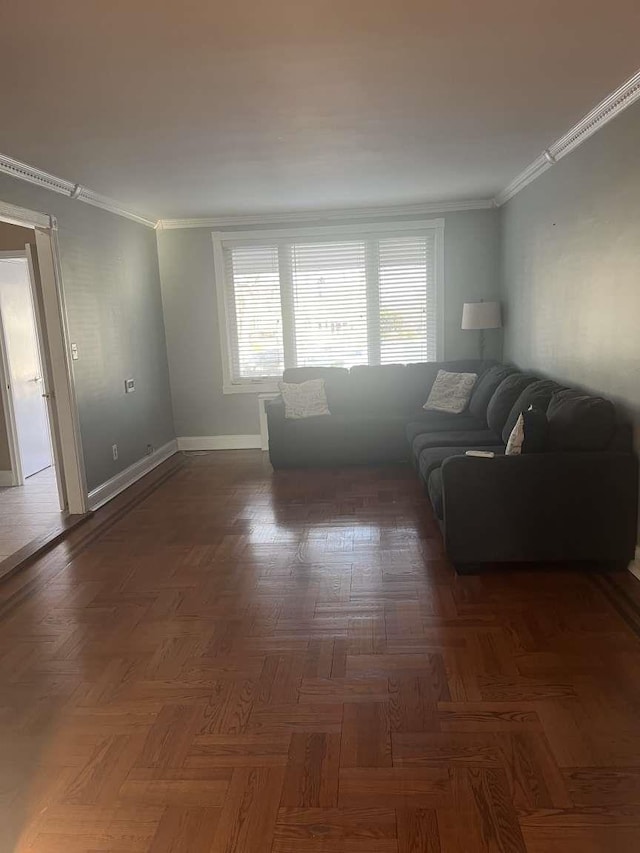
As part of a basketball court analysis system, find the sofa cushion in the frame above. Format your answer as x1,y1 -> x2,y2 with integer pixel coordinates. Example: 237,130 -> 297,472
283,367 -> 351,412
418,444 -> 505,482
469,365 -> 515,422
348,364 -> 414,413
406,413 -> 486,444
274,413 -> 409,466
486,373 -> 538,435
412,429 -> 501,463
501,379 -> 564,443
546,389 -> 616,451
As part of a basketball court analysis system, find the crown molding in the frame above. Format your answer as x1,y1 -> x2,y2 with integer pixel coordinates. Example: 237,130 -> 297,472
495,67 -> 640,206
156,199 -> 495,230
0,152 -> 158,228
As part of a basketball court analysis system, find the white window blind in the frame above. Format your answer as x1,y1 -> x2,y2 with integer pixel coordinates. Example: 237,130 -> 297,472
215,221 -> 442,389
291,240 -> 368,368
224,244 -> 284,379
378,235 -> 435,364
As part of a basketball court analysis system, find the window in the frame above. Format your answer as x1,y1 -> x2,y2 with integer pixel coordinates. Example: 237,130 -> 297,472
213,219 -> 443,392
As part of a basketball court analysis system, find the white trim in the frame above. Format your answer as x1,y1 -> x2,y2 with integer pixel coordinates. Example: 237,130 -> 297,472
434,221 -> 445,361
495,68 -> 640,206
493,155 -> 553,207
0,199 -> 52,230
76,186 -> 157,229
0,471 -> 13,487
223,381 -> 280,395
0,152 -> 157,228
177,435 -> 262,451
258,393 -> 279,450
35,229 -> 88,514
628,546 -> 640,583
87,440 -> 178,510
158,200 -> 493,230
213,218 -> 445,244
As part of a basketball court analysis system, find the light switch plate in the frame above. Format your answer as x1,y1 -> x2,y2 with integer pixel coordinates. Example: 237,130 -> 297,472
71,343 -> 79,360
124,378 -> 135,393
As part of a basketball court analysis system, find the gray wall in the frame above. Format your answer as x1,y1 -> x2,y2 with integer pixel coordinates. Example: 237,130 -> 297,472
501,100 -> 640,446
158,209 -> 501,438
0,174 -> 175,491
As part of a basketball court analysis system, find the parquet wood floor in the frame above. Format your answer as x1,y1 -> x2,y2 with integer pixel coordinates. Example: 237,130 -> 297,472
2,450 -> 640,851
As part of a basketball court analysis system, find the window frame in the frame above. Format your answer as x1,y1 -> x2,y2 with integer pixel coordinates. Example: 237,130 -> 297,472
212,218 -> 445,394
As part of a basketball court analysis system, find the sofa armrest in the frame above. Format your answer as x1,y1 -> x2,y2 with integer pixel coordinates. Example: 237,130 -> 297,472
440,452 -> 638,565
265,395 -> 285,419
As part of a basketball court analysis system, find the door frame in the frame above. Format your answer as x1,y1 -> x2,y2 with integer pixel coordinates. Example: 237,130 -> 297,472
0,200 -> 87,514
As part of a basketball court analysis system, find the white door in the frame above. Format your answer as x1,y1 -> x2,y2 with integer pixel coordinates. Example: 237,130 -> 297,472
0,257 -> 52,478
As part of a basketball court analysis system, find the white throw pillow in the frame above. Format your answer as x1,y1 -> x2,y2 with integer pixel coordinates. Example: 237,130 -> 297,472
423,370 -> 478,414
505,412 -> 525,455
278,378 -> 331,419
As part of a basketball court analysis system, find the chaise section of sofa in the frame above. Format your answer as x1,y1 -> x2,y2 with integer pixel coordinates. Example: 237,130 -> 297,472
437,449 -> 638,572
419,381 -> 638,573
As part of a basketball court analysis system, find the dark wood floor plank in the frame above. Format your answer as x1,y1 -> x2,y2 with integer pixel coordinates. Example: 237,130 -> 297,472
338,767 -> 450,808
341,702 -> 392,767
280,732 -> 340,807
211,766 -> 285,852
396,808 -> 441,852
147,806 -> 222,852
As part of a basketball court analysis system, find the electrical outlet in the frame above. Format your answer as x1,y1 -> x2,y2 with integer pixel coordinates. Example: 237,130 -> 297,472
112,444 -> 118,461
124,378 -> 135,394
71,343 -> 79,360
146,444 -> 154,456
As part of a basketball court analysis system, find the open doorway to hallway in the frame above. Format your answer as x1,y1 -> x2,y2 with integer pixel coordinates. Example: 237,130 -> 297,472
0,223 -> 66,564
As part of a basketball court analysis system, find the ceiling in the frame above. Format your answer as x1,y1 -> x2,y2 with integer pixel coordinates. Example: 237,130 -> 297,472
1,1 -> 639,220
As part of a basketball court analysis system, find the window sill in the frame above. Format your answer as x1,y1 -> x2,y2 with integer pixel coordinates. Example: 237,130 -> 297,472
223,382 -> 280,395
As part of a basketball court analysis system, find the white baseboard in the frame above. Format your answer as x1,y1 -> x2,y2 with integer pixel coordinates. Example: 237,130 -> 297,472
628,545 -> 640,582
87,440 -> 178,511
177,435 -> 262,451
0,470 -> 14,487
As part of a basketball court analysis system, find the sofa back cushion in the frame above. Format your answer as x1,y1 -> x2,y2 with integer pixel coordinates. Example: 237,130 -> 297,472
486,373 -> 538,436
348,364 -> 415,412
469,365 -> 515,422
282,367 -> 350,412
546,389 -> 616,451
347,359 -> 489,413
501,379 -> 565,444
284,360 -> 493,415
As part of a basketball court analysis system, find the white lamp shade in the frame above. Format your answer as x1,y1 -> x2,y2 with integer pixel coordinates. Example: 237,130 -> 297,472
461,301 -> 501,330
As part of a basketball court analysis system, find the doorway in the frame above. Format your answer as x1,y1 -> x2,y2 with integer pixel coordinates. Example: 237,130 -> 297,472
0,252 -> 55,486
0,204 -> 87,570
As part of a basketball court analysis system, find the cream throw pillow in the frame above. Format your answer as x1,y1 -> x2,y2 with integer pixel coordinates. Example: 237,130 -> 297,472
423,370 -> 478,414
505,412 -> 525,455
278,378 -> 331,419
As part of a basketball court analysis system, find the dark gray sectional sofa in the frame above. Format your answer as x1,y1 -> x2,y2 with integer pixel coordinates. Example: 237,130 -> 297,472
266,361 -> 638,574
